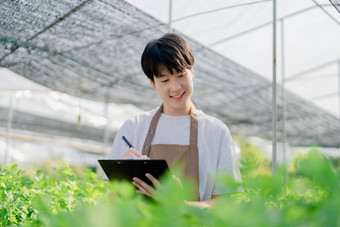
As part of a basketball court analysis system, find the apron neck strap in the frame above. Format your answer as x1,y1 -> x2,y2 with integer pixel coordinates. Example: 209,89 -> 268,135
143,103 -> 198,154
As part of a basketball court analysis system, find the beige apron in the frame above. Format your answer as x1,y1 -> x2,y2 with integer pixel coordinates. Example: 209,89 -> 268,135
141,104 -> 200,200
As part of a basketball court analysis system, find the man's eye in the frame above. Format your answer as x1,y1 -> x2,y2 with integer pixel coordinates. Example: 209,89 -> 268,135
178,74 -> 184,78
161,79 -> 169,82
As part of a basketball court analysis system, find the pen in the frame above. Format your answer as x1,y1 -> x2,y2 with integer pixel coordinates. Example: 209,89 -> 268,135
122,136 -> 134,148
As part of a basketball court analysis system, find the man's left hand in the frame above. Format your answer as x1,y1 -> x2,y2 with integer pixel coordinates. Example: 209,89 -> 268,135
132,173 -> 161,197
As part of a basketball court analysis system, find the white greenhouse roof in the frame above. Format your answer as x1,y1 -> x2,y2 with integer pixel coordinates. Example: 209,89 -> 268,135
0,0 -> 339,147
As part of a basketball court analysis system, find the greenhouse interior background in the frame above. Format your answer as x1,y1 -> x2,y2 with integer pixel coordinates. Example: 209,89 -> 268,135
1,0 -> 340,175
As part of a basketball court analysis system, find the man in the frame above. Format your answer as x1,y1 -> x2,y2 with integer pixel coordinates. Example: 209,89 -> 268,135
107,33 -> 243,208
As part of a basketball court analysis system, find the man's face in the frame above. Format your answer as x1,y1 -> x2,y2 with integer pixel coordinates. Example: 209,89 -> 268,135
150,66 -> 194,116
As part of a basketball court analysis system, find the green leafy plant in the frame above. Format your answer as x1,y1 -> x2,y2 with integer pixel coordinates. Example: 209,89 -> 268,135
1,148 -> 340,226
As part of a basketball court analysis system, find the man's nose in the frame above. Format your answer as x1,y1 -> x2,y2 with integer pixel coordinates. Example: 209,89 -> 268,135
169,79 -> 181,91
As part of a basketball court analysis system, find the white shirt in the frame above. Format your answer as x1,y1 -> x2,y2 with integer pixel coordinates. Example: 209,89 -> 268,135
108,107 -> 243,201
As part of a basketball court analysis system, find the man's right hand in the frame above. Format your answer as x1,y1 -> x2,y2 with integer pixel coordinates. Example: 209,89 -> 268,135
121,148 -> 148,158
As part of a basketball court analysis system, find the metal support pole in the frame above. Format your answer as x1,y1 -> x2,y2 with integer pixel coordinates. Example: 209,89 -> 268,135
280,19 -> 287,194
338,60 -> 340,128
97,101 -> 110,176
168,0 -> 173,33
4,94 -> 15,166
77,75 -> 83,130
272,0 -> 277,176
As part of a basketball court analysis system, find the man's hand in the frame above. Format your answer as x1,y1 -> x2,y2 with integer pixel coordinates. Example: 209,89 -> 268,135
122,148 -> 148,158
185,195 -> 223,209
132,173 -> 161,197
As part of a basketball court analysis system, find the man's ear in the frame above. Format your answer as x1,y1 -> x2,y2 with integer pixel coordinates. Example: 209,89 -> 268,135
149,79 -> 156,89
191,67 -> 195,78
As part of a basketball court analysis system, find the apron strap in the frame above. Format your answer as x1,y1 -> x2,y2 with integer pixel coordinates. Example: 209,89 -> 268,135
142,105 -> 163,156
189,105 -> 198,146
187,105 -> 199,200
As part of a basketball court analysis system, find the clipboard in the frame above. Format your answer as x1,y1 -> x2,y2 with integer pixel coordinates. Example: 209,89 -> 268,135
98,159 -> 169,185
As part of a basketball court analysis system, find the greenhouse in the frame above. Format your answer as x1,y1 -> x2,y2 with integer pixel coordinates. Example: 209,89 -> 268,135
0,0 -> 340,226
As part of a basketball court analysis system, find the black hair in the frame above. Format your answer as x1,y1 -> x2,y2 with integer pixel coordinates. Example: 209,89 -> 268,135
141,33 -> 194,81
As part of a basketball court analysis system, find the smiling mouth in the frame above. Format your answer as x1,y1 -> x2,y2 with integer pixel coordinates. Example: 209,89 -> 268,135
170,91 -> 185,99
